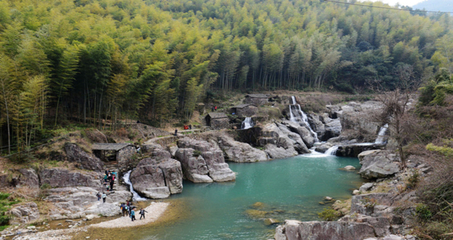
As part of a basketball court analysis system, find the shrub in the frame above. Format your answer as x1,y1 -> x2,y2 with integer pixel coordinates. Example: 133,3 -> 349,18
318,207 -> 340,221
407,170 -> 420,189
193,150 -> 202,157
416,203 -> 432,221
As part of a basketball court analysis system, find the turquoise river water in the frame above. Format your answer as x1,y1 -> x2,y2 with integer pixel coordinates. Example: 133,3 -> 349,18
139,153 -> 362,240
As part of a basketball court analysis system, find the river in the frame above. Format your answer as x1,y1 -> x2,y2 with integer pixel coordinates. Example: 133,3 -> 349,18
133,153 -> 362,240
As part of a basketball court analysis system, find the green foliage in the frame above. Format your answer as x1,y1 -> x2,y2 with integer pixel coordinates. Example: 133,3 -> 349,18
318,207 -> 340,221
0,0 -> 452,151
407,170 -> 420,189
416,203 -> 433,221
419,69 -> 453,107
193,150 -> 202,157
426,140 -> 453,157
0,192 -> 20,227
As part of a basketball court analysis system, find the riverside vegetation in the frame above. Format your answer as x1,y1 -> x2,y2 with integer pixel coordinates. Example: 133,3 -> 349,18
0,0 -> 453,239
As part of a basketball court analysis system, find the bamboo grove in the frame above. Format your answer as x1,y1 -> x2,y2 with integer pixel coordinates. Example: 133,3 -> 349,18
0,0 -> 453,152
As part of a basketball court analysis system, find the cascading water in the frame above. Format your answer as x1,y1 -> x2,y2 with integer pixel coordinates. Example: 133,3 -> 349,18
325,146 -> 339,155
123,170 -> 148,201
289,96 -> 319,142
241,117 -> 254,130
374,124 -> 389,144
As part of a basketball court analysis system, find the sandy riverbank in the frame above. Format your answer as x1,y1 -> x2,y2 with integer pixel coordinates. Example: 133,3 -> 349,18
90,202 -> 168,228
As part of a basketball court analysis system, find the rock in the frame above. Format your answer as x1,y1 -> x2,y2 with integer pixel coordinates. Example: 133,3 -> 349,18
353,190 -> 360,195
176,138 -> 235,182
85,214 -> 96,220
325,196 -> 333,201
324,117 -> 342,139
130,156 -> 183,199
308,114 -> 326,141
281,120 -> 316,148
360,183 -> 375,192
85,202 -> 121,217
45,187 -> 131,220
27,226 -> 36,229
339,101 -> 384,141
8,202 -> 40,224
358,150 -> 400,179
274,220 -> 376,240
276,122 -> 310,154
15,169 -> 39,188
265,144 -> 296,160
264,218 -> 280,225
336,143 -> 386,158
64,143 -> 104,172
350,193 -> 394,215
343,165 -> 356,171
217,135 -> 268,163
116,145 -> 137,173
40,168 -> 101,188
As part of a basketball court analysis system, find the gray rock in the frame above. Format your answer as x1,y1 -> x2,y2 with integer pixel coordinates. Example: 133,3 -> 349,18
324,117 -> 342,139
265,144 -> 297,160
281,120 -> 316,148
65,143 -> 105,172
16,169 -> 39,188
130,156 -> 183,198
274,220 -> 376,240
360,183 -> 375,192
8,202 -> 39,224
40,168 -> 101,188
116,145 -> 137,173
217,135 -> 268,163
176,138 -> 235,182
308,114 -> 326,141
343,165 -> 356,171
358,150 -> 400,179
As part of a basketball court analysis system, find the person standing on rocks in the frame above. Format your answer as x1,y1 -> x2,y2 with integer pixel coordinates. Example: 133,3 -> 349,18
139,208 -> 148,220
109,176 -> 114,192
130,208 -> 136,221
102,192 -> 106,203
96,192 -> 101,201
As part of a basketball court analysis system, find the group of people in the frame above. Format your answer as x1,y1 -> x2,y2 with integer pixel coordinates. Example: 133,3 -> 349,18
103,170 -> 116,192
120,201 -> 148,221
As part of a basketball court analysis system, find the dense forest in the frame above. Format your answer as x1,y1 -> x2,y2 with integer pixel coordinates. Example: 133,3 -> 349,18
0,0 -> 453,152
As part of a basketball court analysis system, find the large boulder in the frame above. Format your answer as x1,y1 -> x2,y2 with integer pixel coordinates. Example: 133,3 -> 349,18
323,115 -> 342,139
275,220 -> 376,240
281,120 -> 316,148
217,135 -> 268,163
15,169 -> 39,188
176,138 -> 235,182
308,114 -> 326,141
40,168 -> 101,188
336,143 -> 385,157
338,101 -> 383,141
116,145 -> 137,173
175,148 -> 213,183
130,156 -> 183,199
64,143 -> 104,172
261,122 -> 309,159
45,187 -> 131,219
358,150 -> 400,179
8,202 -> 40,224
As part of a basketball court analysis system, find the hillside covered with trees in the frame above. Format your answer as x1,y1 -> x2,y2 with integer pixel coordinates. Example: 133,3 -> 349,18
0,0 -> 453,152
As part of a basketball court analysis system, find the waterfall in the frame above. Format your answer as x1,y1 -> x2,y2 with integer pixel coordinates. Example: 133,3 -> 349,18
289,96 -> 319,142
325,146 -> 339,155
241,117 -> 254,129
374,124 -> 388,144
123,170 -> 148,201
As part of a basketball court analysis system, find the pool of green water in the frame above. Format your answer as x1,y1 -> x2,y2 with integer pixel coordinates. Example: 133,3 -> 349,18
139,154 -> 362,240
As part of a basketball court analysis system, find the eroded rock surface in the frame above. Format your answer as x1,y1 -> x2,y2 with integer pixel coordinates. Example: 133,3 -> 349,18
275,220 -> 376,240
130,154 -> 183,199
358,150 -> 400,179
40,168 -> 101,188
65,143 -> 104,172
217,135 -> 268,163
176,138 -> 235,182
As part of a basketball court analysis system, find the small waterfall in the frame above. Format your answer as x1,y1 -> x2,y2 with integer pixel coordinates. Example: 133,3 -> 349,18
123,170 -> 148,201
375,124 -> 388,144
241,117 -> 254,130
289,96 -> 319,142
325,146 -> 339,155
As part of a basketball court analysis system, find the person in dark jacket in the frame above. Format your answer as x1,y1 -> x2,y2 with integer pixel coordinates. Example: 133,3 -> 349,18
139,208 -> 148,219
